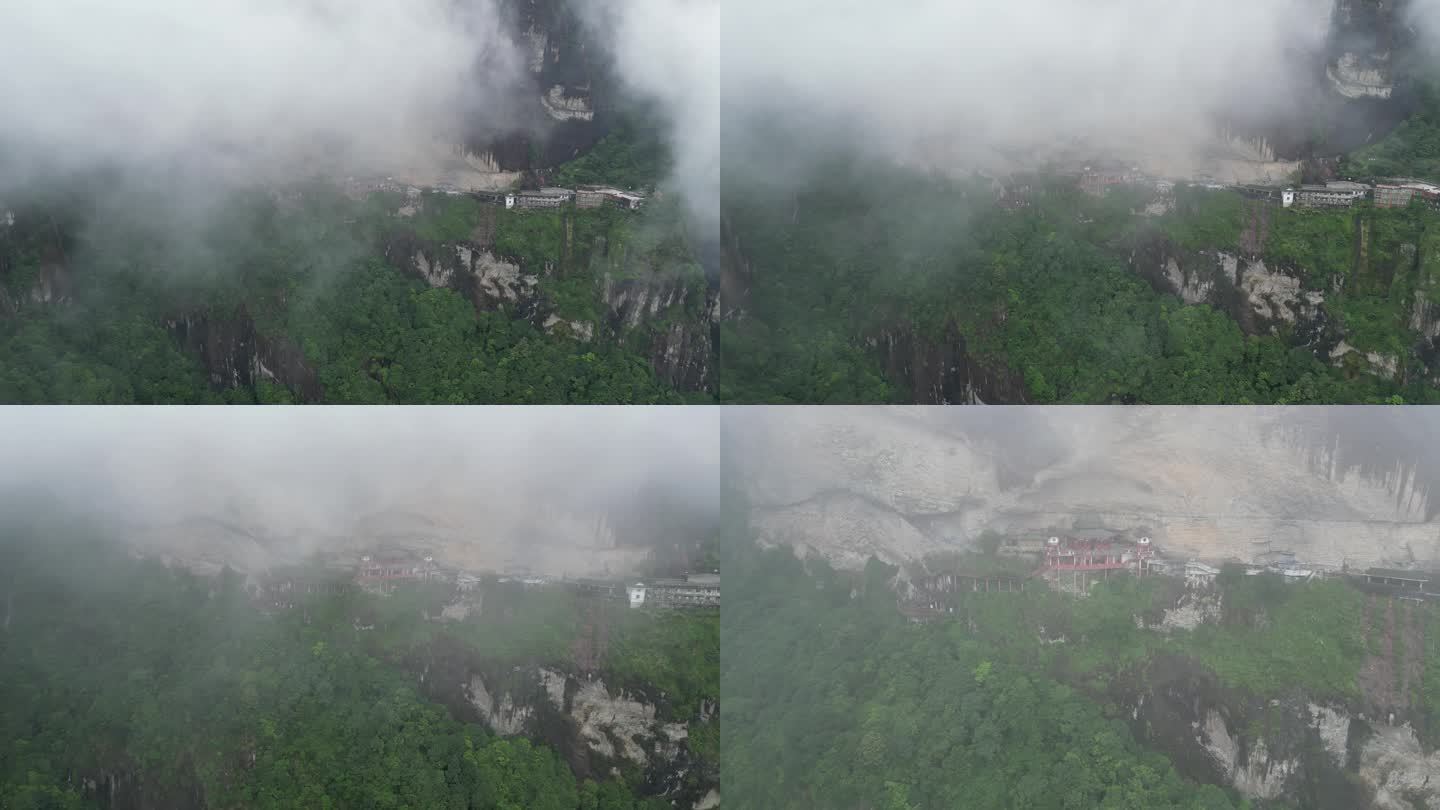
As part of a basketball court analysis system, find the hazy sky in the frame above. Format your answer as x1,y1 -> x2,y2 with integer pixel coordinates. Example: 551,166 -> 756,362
0,406 -> 718,569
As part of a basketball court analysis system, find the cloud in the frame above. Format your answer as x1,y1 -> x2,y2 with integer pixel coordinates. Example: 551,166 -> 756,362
579,0 -> 720,229
0,406 -> 719,573
0,0 -> 526,192
721,0 -> 1338,185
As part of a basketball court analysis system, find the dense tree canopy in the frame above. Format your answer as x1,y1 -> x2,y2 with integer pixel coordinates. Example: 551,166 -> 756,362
722,530 -> 1251,810
0,161 -> 709,405
720,159 -> 1437,405
0,515 -> 712,809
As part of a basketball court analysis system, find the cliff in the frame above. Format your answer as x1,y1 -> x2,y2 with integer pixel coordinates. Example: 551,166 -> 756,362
466,0 -> 622,172
399,629 -> 718,809
728,408 -> 1440,572
1131,205 -> 1440,386
1111,579 -> 1440,809
387,204 -> 715,395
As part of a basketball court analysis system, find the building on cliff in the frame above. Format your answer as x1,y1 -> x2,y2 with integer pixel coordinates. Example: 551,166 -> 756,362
1362,568 -> 1431,591
1374,184 -> 1416,208
1078,165 -> 1143,197
604,190 -> 645,210
627,573 -> 719,609
514,188 -> 572,209
1286,181 -> 1370,208
356,553 -> 442,592
1041,535 -> 1161,591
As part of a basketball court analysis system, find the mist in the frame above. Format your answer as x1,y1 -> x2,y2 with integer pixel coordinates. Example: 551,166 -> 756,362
722,0 -> 1364,191
0,0 -> 535,196
579,0 -> 720,229
0,405 -> 719,576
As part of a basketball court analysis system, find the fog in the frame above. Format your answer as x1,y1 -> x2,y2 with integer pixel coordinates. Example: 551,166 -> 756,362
721,0 -> 1366,191
0,406 -> 719,576
0,0 -> 719,227
0,0 -> 531,194
580,0 -> 720,228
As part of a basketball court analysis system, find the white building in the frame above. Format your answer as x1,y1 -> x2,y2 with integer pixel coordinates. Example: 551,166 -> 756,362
628,583 -> 646,608
1281,189 -> 1295,208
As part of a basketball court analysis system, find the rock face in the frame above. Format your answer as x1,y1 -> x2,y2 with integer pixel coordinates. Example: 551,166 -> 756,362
392,235 -> 543,318
388,218 -> 716,396
603,272 -> 717,394
872,321 -> 1031,404
166,309 -> 324,401
1085,579 -> 1440,808
467,0 -> 619,171
1133,238 -> 1332,350
727,408 -> 1440,572
1104,648 -> 1371,809
435,657 -> 715,808
1130,231 -> 1440,383
1327,0 -> 1398,101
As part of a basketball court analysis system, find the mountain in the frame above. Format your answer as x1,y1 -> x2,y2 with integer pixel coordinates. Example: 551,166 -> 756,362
725,407 -> 1440,571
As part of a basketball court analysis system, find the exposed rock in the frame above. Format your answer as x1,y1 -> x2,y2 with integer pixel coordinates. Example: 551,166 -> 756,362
542,85 -> 596,122
1164,255 -> 1217,306
443,662 -> 713,807
1329,52 -> 1393,100
403,241 -> 540,309
1237,256 -> 1326,328
1136,242 -> 1327,342
1158,587 -> 1223,632
752,491 -> 960,571
571,677 -> 686,765
1200,709 -> 1297,800
1310,703 -> 1351,769
731,408 -> 1440,573
1331,339 -> 1401,380
602,271 -> 716,393
166,309 -> 323,401
544,314 -> 595,341
1360,723 -> 1440,810
466,674 -> 533,736
1411,288 -> 1440,342
872,320 -> 1032,404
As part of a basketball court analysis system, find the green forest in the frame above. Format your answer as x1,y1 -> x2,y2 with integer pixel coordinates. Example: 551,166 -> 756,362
720,159 -> 1439,405
722,498 -> 1440,809
0,512 -> 717,810
1342,81 -> 1440,182
723,535 -> 1251,809
0,139 -> 711,405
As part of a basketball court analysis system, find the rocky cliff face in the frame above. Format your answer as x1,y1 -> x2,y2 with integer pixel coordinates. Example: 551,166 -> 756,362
467,0 -> 620,171
166,309 -> 324,401
388,215 -> 716,395
1103,577 -> 1440,809
870,321 -> 1031,404
1328,0 -> 1400,101
409,635 -> 717,808
1223,0 -> 1413,160
1133,236 -> 1330,342
1130,228 -> 1440,385
728,408 -> 1440,572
